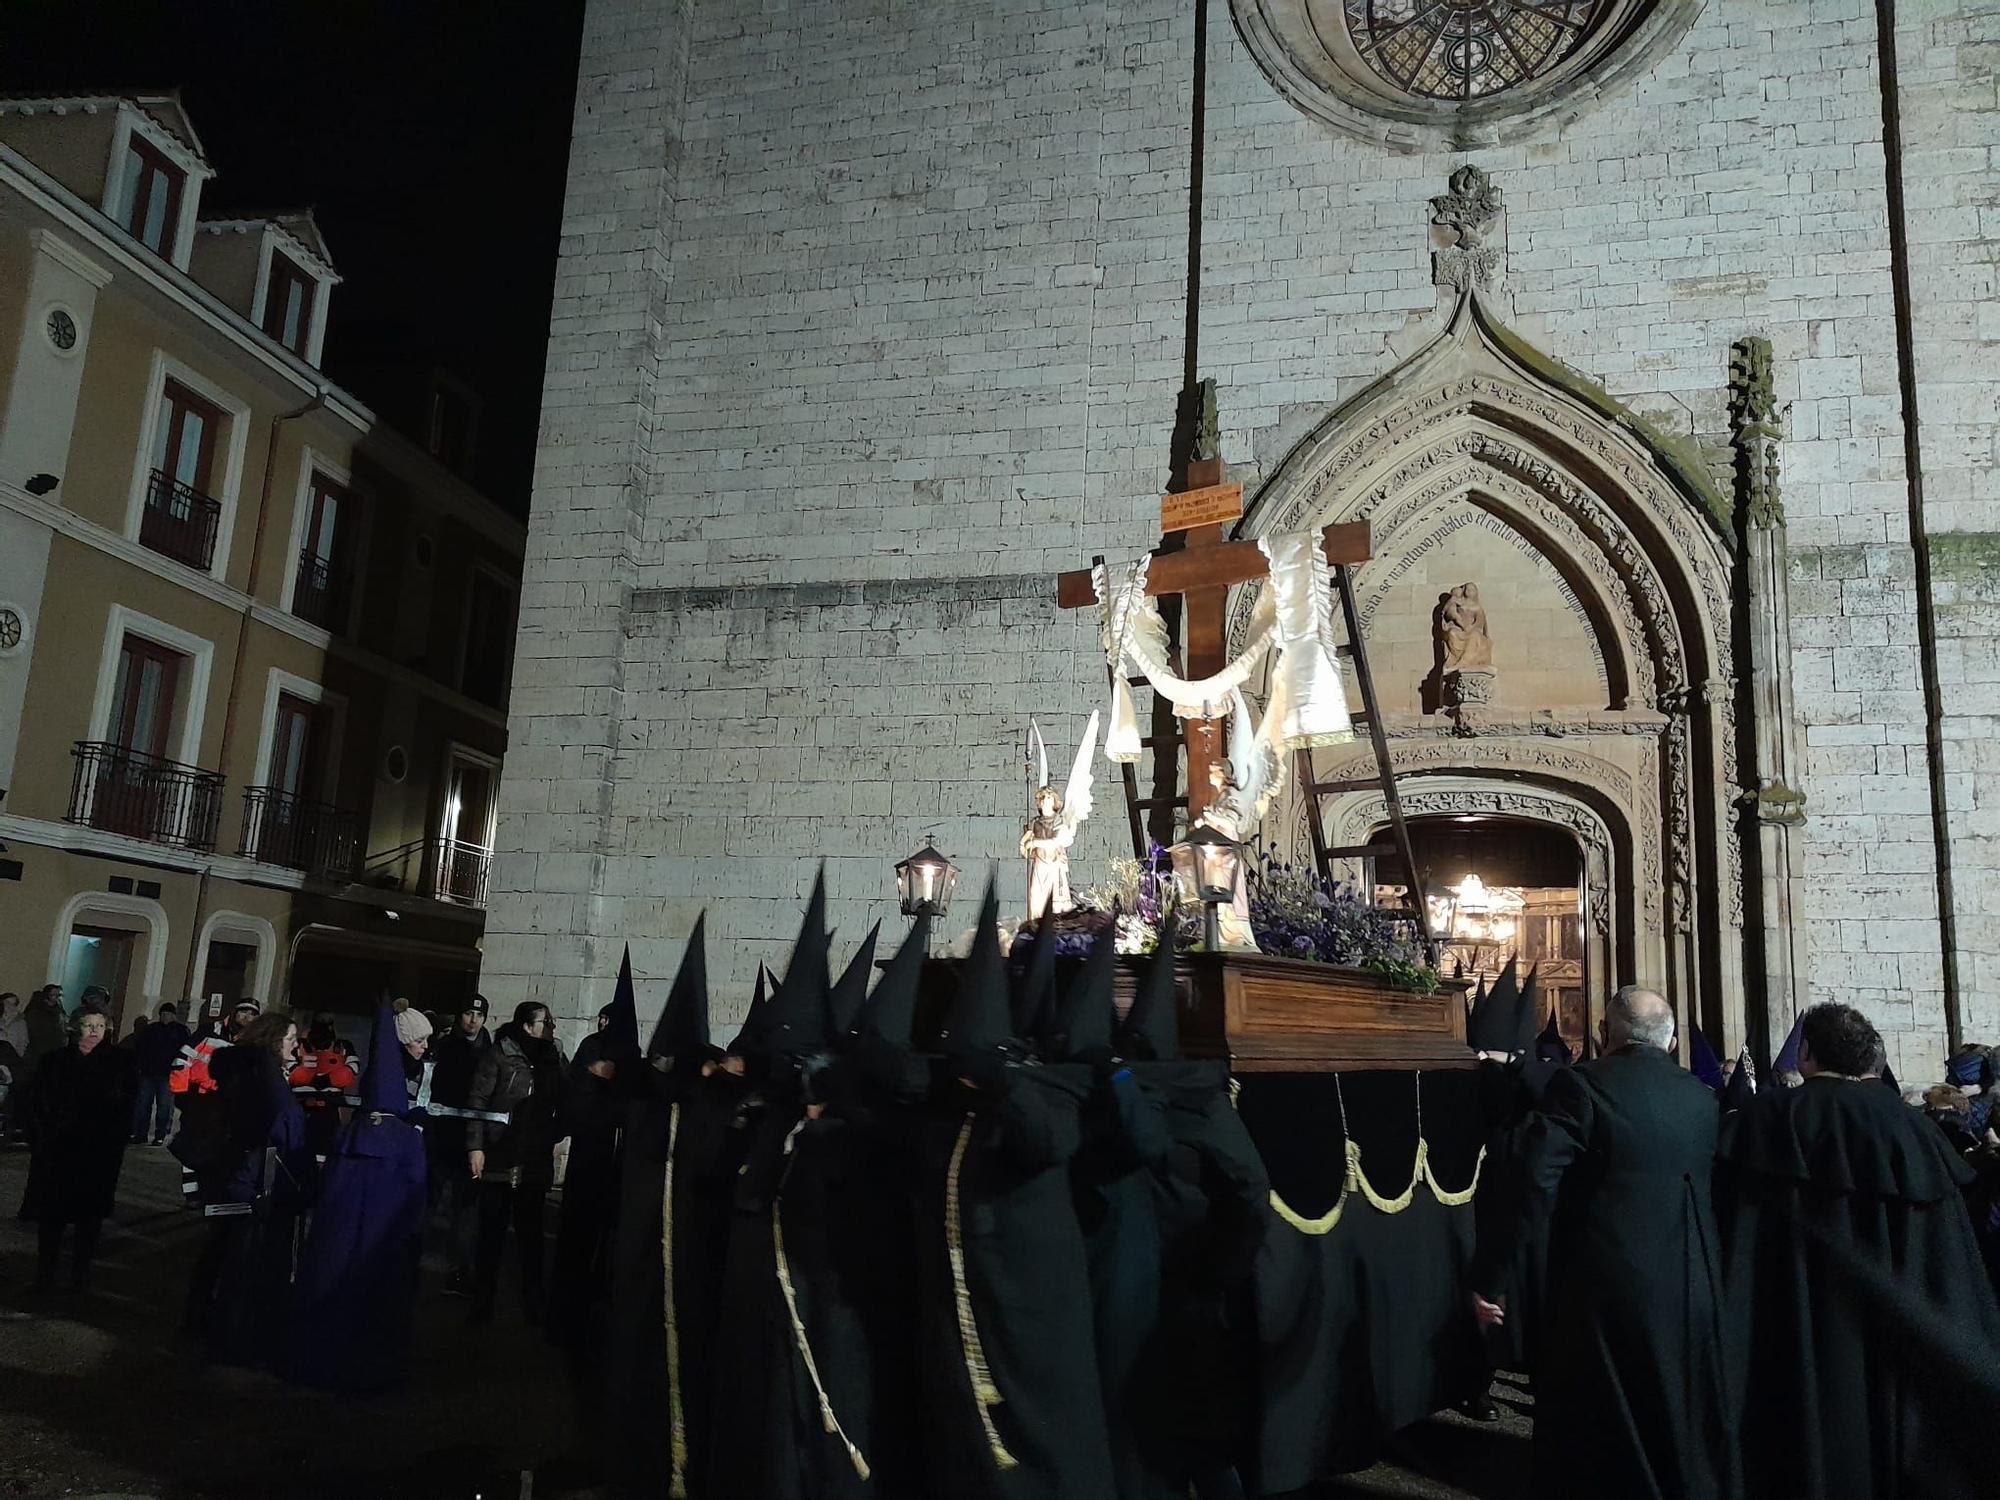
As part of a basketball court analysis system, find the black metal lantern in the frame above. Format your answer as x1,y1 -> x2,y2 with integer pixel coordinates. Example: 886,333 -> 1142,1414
895,842 -> 958,920
1169,823 -> 1242,950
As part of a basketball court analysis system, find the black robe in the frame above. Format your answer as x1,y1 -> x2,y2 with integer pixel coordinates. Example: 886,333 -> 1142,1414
603,1062 -> 701,1498
1129,1060 -> 1269,1499
1472,1044 -> 1735,1500
910,1064 -> 1113,1500
1469,1056 -> 1558,1374
1069,1067 -> 1172,1500
1717,1075 -> 2000,1499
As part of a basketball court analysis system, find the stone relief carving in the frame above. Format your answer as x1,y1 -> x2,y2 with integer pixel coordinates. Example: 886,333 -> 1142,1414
1430,165 -> 1504,293
1437,581 -> 1496,734
1728,336 -> 1782,531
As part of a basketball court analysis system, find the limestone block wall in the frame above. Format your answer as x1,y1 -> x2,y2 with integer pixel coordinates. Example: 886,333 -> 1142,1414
1894,5 -> 2000,1049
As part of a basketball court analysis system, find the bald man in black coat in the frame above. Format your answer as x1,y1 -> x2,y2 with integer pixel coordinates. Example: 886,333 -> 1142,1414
1470,986 -> 1734,1500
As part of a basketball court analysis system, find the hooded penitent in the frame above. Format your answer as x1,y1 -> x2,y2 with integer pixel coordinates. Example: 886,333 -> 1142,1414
858,913 -> 930,1050
1118,921 -> 1181,1064
1011,907 -> 1062,1049
908,877 -> 1114,1497
1535,1008 -> 1573,1066
648,912 -> 713,1065
290,1003 -> 428,1394
827,922 -> 881,1046
1464,961 -> 1517,1055
764,870 -> 834,1059
608,914 -> 718,1498
729,966 -> 772,1058
1773,1012 -> 1804,1077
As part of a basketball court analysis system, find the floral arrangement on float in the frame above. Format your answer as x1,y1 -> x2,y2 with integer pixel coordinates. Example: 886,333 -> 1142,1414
1065,842 -> 1441,993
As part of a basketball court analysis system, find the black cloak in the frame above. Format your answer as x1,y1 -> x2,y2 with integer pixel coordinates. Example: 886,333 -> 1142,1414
1471,1044 -> 1735,1500
1717,1073 -> 2000,1499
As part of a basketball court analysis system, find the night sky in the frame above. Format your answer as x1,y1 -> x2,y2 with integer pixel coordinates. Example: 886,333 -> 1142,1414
0,0 -> 587,516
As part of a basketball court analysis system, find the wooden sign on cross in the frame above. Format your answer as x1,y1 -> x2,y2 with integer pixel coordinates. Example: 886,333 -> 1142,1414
1054,455 -> 1373,821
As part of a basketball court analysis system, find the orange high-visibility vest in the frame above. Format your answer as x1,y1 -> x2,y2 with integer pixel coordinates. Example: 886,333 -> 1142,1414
169,1035 -> 230,1095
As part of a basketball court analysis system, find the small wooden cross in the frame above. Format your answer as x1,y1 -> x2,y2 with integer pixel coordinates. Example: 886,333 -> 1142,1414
1054,454 -> 1372,821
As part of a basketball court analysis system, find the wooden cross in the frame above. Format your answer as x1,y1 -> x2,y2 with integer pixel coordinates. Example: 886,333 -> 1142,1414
1054,453 -> 1373,822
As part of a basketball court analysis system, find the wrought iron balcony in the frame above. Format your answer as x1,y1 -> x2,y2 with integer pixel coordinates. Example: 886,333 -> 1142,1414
292,549 -> 340,629
66,741 -> 223,851
139,469 -> 223,572
239,786 -> 362,879
363,836 -> 493,908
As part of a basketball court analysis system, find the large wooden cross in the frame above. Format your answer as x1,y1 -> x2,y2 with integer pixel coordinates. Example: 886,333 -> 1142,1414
1055,453 -> 1373,822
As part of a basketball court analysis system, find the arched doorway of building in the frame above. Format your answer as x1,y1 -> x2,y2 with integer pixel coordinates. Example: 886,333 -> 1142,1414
1363,814 -> 1590,1058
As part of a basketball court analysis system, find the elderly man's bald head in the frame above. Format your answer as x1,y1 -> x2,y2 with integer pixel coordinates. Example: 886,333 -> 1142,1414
1605,985 -> 1676,1052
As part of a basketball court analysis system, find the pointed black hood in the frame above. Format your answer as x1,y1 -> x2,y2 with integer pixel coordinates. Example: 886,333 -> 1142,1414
827,922 -> 880,1043
646,913 -> 711,1061
1052,923 -> 1119,1061
1536,1007 -> 1573,1065
1011,913 -> 1060,1045
1464,962 -> 1516,1053
604,945 -> 641,1062
859,913 -> 930,1048
727,966 -> 771,1057
1514,964 -> 1543,1056
939,882 -> 1012,1061
764,870 -> 832,1056
1120,922 -> 1181,1062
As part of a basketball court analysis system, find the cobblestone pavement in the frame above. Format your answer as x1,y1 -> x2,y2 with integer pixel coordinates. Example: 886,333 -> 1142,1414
0,1143 -> 1530,1499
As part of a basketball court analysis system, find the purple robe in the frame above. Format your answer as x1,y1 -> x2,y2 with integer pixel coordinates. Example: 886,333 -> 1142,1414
292,1109 -> 428,1392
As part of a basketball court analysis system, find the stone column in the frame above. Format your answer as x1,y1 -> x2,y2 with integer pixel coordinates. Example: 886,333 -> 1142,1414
1730,335 -> 1811,1061
482,0 -> 693,1025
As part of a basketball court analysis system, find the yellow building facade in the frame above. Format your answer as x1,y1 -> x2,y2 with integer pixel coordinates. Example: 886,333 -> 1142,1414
0,92 -> 522,1030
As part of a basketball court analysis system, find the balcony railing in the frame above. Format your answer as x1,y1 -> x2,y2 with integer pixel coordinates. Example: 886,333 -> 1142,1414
363,836 -> 492,908
292,549 -> 340,629
139,469 -> 223,572
239,786 -> 362,879
66,741 -> 223,851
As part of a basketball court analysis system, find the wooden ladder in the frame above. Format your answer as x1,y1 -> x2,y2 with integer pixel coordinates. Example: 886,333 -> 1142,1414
1295,562 -> 1438,964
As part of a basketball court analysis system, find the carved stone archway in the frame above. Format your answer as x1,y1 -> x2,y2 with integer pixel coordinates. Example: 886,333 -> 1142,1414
1232,291 -> 1744,1050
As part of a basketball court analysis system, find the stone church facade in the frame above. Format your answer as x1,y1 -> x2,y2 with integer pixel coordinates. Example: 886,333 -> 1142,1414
489,0 -> 1999,1077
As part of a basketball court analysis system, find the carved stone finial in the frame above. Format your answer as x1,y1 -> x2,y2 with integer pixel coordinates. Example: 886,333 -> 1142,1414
1431,164 -> 1504,294
1728,336 -> 1782,529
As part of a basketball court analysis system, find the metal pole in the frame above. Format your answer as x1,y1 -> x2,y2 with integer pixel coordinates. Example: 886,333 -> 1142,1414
1203,901 -> 1220,952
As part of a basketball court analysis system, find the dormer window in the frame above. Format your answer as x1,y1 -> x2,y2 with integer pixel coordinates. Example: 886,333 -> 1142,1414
119,135 -> 185,256
262,251 -> 316,355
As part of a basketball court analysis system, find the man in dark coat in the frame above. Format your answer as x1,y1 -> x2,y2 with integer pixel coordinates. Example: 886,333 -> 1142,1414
466,1001 -> 568,1324
1717,1001 -> 2000,1499
427,994 -> 491,1295
132,1002 -> 189,1145
292,1004 -> 429,1392
908,882 -> 1112,1500
1471,984 -> 1734,1500
22,1008 -> 137,1291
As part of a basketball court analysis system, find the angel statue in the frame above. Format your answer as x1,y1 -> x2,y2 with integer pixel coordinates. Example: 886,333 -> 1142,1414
1021,711 -> 1100,921
1193,693 -> 1281,950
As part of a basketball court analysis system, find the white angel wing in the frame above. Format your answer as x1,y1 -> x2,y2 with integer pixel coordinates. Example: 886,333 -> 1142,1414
1059,710 -> 1101,833
1229,689 -> 1286,824
1030,718 -> 1050,791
